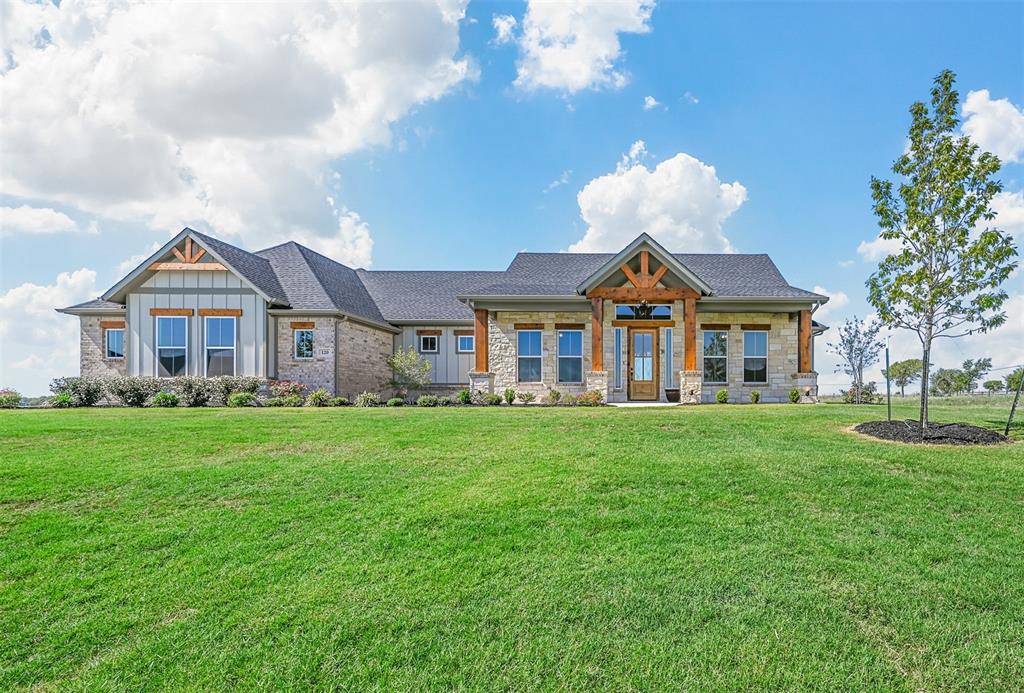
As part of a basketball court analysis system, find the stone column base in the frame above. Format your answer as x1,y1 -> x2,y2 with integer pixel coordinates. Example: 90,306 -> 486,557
793,371 -> 819,403
585,371 -> 609,398
468,371 -> 494,394
678,370 -> 703,404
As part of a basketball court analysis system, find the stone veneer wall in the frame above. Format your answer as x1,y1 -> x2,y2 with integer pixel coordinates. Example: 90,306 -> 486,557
601,299 -> 685,403
80,316 -> 128,378
336,320 -> 393,399
489,310 -> 594,396
275,316 -> 337,393
696,311 -> 806,403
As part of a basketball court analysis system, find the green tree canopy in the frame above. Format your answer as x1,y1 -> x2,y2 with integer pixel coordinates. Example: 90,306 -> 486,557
882,358 -> 923,396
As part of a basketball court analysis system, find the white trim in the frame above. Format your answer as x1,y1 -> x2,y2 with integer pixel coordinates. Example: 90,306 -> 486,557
105,328 -> 125,360
701,328 -> 728,385
294,328 -> 315,359
419,334 -> 439,353
155,315 -> 188,377
556,328 -> 583,384
203,315 -> 236,377
742,329 -> 769,385
516,329 -> 543,383
456,334 -> 475,353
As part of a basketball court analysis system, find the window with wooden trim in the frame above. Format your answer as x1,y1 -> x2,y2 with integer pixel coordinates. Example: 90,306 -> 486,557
664,327 -> 674,387
294,329 -> 314,359
105,329 -> 125,359
614,304 -> 671,320
517,330 -> 542,383
156,316 -> 187,377
743,331 -> 768,384
205,316 -> 235,376
456,335 -> 474,353
419,334 -> 438,353
702,330 -> 728,384
557,330 -> 583,383
614,327 -> 623,389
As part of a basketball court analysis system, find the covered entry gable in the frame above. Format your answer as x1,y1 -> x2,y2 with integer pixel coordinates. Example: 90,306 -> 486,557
575,233 -> 712,300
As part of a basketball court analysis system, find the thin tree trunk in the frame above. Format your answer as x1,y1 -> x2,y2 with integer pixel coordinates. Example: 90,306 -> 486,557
920,342 -> 931,432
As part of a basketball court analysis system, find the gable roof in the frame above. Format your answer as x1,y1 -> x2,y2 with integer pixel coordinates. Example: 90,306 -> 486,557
575,233 -> 714,295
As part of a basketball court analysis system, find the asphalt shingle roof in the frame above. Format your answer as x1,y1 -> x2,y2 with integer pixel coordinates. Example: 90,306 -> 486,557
59,298 -> 126,312
357,271 -> 505,322
190,230 -> 290,306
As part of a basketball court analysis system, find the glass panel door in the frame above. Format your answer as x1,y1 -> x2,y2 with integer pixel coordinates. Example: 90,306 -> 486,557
633,332 -> 653,381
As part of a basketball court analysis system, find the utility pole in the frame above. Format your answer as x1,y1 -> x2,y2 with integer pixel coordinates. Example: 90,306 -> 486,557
885,336 -> 892,422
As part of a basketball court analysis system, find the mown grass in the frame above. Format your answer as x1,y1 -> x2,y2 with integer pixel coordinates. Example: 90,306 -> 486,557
1,399 -> 1022,690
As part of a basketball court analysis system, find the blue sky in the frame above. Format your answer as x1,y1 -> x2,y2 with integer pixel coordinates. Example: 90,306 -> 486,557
1,0 -> 1022,395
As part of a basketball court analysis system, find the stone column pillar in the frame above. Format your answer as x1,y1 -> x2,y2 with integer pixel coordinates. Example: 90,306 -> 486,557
468,371 -> 494,394
792,372 -> 819,403
585,370 -> 609,401
679,370 -> 703,404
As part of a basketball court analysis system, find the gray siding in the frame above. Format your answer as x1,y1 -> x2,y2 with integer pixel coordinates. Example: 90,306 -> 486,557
396,326 -> 473,385
126,270 -> 268,377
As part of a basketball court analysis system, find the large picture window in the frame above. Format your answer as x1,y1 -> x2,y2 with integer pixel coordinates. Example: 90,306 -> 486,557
157,316 -> 187,377
557,330 -> 583,383
105,329 -> 124,359
614,304 -> 672,320
294,329 -> 314,359
517,330 -> 542,382
205,317 -> 236,376
702,331 -> 727,383
743,331 -> 768,384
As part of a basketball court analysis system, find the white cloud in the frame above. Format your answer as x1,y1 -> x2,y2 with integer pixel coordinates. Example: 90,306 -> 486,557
0,205 -> 80,235
0,0 -> 477,265
116,241 -> 165,277
812,286 -> 849,321
492,14 -> 517,44
857,234 -> 903,261
569,143 -> 746,253
962,89 -> 1024,163
642,95 -> 661,110
838,259 -> 855,268
991,190 -> 1024,236
0,268 -> 99,395
682,91 -> 699,104
544,170 -> 572,193
299,206 -> 374,268
512,0 -> 654,93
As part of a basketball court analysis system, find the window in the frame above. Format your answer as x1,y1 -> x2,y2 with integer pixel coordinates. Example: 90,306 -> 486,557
665,327 -> 673,387
105,329 -> 124,359
557,330 -> 583,383
517,330 -> 542,382
456,335 -> 474,353
614,327 -> 623,389
294,329 -> 314,359
743,331 -> 768,384
205,317 -> 235,376
156,316 -> 187,377
614,304 -> 672,320
419,334 -> 438,353
702,330 -> 728,383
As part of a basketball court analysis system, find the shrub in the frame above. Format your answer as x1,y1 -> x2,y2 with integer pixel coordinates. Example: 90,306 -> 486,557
545,389 -> 562,406
387,347 -> 433,399
457,389 -> 473,405
789,388 -> 800,404
332,397 -> 350,407
0,389 -> 21,408
264,395 -> 304,407
50,376 -> 105,407
483,393 -> 503,406
416,394 -> 440,407
750,390 -> 760,404
386,397 -> 405,407
354,391 -> 381,407
305,388 -> 332,407
516,391 -> 537,405
105,376 -> 162,407
577,390 -> 604,407
437,396 -> 456,407
716,389 -> 729,404
52,392 -> 74,408
269,380 -> 307,398
227,392 -> 259,407
263,396 -> 286,407
172,376 -> 213,407
840,382 -> 879,404
210,376 -> 263,405
561,393 -> 578,406
504,388 -> 516,405
152,392 -> 179,408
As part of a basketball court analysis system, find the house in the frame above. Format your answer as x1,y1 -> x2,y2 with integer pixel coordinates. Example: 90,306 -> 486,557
57,228 -> 828,403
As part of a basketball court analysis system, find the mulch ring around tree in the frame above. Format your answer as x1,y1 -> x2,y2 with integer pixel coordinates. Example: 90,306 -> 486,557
854,420 -> 1008,446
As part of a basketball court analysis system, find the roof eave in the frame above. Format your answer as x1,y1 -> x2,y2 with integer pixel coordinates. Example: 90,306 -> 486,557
55,306 -> 126,316
265,308 -> 399,334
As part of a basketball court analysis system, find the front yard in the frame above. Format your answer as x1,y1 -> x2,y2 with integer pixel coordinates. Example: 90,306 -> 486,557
2,400 -> 1022,690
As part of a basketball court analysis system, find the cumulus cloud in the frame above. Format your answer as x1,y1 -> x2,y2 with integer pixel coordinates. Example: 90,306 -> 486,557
512,0 -> 654,93
0,205 -> 81,236
857,234 -> 903,261
812,286 -> 849,321
0,0 -> 476,264
492,14 -> 518,44
642,95 -> 661,110
0,268 -> 99,395
568,142 -> 746,253
962,89 -> 1024,163
991,190 -> 1024,236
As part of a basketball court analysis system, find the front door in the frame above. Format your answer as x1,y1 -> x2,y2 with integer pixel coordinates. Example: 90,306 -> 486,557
628,328 -> 659,400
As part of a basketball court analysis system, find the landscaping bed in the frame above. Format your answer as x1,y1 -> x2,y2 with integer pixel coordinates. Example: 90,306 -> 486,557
855,419 -> 1008,445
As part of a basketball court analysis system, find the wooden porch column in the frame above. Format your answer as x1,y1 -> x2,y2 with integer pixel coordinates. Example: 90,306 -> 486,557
474,308 -> 489,373
798,309 -> 812,373
591,298 -> 604,371
684,297 -> 697,371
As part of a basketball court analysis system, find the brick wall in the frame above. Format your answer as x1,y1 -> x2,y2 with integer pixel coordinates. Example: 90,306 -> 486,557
489,310 -> 594,396
336,320 -> 393,399
80,316 -> 128,378
275,316 -> 337,393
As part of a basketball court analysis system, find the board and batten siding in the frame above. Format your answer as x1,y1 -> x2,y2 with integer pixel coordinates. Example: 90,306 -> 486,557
395,326 -> 473,385
126,270 -> 268,377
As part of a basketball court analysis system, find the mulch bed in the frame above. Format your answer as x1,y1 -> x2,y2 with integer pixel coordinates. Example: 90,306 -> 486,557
854,420 -> 1008,446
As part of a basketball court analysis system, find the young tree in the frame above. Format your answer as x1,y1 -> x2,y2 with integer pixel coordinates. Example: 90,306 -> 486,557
960,357 -> 992,393
1006,367 -> 1024,394
931,368 -> 967,397
827,317 -> 884,404
983,379 -> 1004,395
882,358 -> 923,396
867,70 -> 1018,431
386,346 -> 433,400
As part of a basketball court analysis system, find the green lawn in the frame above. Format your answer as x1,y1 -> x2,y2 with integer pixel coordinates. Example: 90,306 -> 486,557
2,399 -> 1022,690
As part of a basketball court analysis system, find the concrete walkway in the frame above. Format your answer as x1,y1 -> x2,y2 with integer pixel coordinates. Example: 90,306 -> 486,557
607,401 -> 679,408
